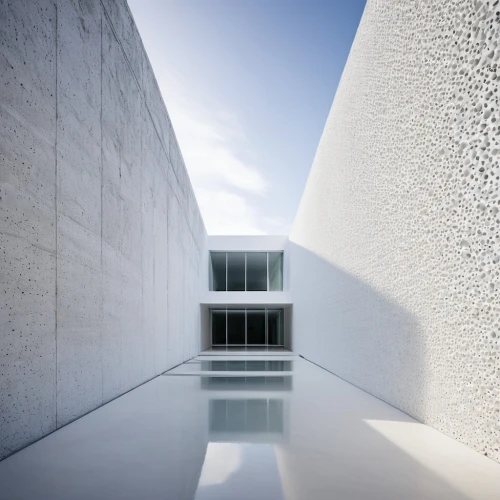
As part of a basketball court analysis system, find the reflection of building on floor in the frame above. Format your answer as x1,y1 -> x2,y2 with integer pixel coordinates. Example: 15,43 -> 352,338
201,376 -> 293,391
209,399 -> 286,442
200,360 -> 293,372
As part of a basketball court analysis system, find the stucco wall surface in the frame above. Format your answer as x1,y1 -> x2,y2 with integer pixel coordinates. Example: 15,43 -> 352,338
0,0 -> 206,460
290,0 -> 500,462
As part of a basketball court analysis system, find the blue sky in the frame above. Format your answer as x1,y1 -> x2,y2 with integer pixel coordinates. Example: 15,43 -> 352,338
128,0 -> 366,234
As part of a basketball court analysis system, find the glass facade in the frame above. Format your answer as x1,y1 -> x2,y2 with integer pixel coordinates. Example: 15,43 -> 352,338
209,252 -> 227,292
267,309 -> 285,345
247,310 -> 266,344
211,308 -> 285,346
227,252 -> 245,291
209,251 -> 284,291
211,310 -> 227,345
227,310 -> 245,344
268,252 -> 283,291
246,252 -> 268,291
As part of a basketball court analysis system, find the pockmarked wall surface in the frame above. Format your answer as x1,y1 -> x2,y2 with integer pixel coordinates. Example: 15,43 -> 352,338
0,0 -> 206,460
290,0 -> 500,462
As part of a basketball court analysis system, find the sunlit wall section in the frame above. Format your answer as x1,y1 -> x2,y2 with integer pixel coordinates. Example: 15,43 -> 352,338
290,0 -> 500,462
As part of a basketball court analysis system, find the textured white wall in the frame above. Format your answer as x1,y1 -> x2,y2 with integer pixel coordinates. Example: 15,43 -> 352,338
0,0 -> 206,460
290,0 -> 500,462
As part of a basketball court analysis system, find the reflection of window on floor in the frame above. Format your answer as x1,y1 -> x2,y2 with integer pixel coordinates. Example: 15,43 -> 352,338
211,308 -> 284,346
209,399 -> 284,435
201,376 -> 293,391
209,251 -> 283,291
200,360 -> 292,371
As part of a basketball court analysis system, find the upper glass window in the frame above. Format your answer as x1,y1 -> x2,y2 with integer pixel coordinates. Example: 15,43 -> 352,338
209,251 -> 284,291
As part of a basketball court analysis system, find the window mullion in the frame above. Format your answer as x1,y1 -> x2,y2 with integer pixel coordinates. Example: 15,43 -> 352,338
265,308 -> 268,346
267,252 -> 269,291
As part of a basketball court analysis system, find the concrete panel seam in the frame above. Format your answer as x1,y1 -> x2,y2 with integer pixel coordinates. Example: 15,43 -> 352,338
54,0 -> 59,428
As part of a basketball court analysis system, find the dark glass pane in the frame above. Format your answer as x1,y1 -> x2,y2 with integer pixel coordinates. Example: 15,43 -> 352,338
246,252 -> 267,291
212,310 -> 226,345
210,252 -> 226,291
227,310 -> 245,344
247,309 -> 266,344
267,309 -> 284,345
268,252 -> 283,291
227,252 -> 245,291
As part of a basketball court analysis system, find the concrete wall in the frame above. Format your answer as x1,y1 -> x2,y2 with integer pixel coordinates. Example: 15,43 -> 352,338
0,0 -> 206,460
290,0 -> 500,462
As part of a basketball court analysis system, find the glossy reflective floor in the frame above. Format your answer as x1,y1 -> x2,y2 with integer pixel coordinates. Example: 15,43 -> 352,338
1,353 -> 499,500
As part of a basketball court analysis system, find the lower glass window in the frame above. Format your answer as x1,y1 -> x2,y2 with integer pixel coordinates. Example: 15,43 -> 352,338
211,308 -> 285,346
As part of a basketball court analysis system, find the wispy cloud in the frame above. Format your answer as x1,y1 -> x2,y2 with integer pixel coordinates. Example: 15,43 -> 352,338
173,110 -> 268,195
154,70 -> 281,235
196,188 -> 267,235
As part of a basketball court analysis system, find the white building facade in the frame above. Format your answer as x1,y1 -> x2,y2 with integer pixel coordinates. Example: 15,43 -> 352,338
200,236 -> 292,350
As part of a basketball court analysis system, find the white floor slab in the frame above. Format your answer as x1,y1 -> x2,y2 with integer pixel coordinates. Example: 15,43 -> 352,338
193,354 -> 296,361
0,354 -> 499,500
200,347 -> 294,356
166,359 -> 293,377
